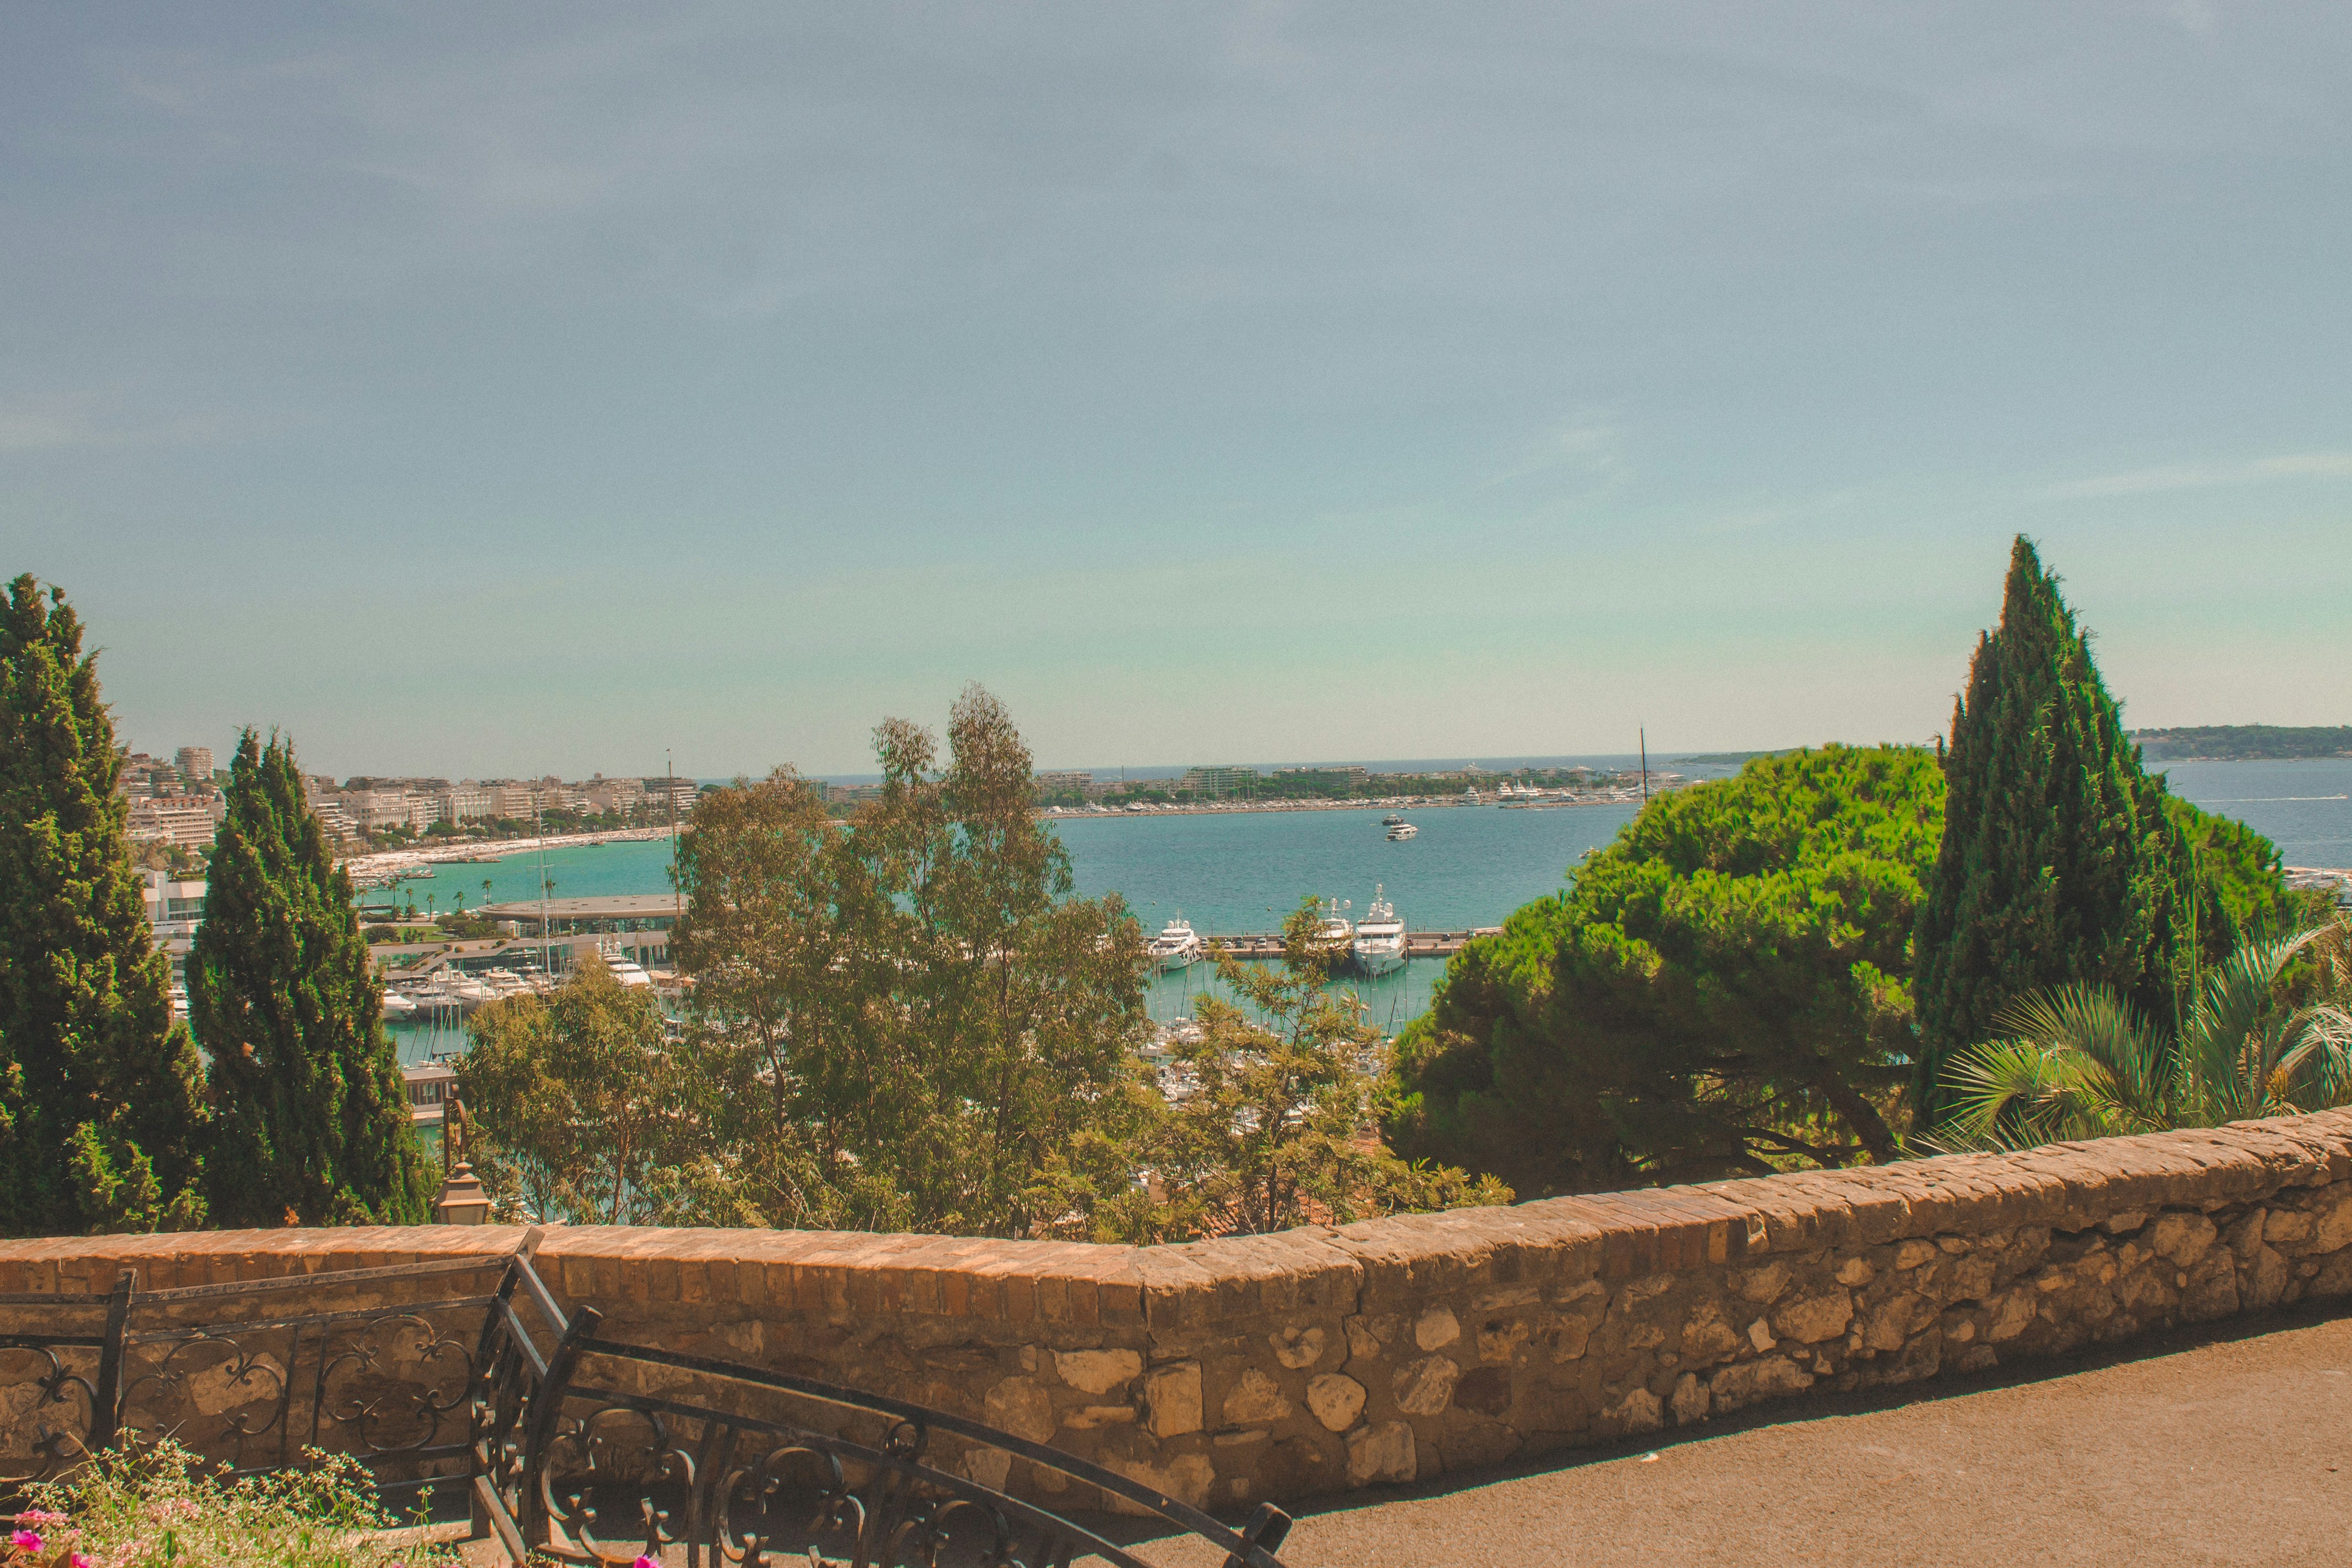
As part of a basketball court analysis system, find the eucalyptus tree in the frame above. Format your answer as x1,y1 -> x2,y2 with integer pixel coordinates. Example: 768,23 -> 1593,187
672,684 -> 1155,1235
1146,899 -> 1507,1238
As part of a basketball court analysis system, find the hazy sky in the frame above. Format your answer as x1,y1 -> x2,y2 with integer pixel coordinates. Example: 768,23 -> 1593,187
6,3 -> 2348,778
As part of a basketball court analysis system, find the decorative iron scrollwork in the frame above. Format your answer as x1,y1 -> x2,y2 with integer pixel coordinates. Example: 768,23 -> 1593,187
0,1250 -> 1293,1568
318,1311 -> 475,1458
0,1344 -> 100,1488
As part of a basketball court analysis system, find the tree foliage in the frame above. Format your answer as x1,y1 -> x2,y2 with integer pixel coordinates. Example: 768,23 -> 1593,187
1932,921 -> 2352,1148
670,685 -> 1156,1235
0,574 -> 206,1234
194,730 -> 434,1226
2163,796 -> 2307,940
1385,744 -> 1943,1195
1137,900 -> 1507,1237
1911,537 -> 2193,1119
456,954 -> 729,1225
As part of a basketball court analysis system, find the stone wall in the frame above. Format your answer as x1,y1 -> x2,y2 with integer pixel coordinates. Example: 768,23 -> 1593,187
7,1111 -> 2352,1512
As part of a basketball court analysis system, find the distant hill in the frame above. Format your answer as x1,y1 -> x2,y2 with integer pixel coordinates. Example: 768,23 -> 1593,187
1672,749 -> 1798,765
2132,725 -> 2352,761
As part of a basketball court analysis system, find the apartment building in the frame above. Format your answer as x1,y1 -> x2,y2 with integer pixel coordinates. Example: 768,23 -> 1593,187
438,785 -> 497,823
124,796 -> 226,850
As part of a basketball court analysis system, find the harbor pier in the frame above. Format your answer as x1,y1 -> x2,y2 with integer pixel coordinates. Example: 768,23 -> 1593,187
1204,927 -> 1500,960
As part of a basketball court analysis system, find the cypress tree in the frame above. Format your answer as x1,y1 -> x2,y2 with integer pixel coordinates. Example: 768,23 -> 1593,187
193,729 -> 434,1226
1912,537 -> 2187,1119
0,574 -> 208,1235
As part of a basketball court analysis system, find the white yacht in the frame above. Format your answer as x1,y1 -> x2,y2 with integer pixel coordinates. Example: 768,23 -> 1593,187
596,938 -> 656,989
1314,897 -> 1353,960
1147,918 -> 1205,973
1386,821 -> 1418,841
379,989 -> 418,1020
1351,886 -> 1407,976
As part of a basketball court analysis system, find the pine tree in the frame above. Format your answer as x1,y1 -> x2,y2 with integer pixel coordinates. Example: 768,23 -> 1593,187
1912,537 -> 2187,1119
193,729 -> 434,1226
0,574 -> 208,1235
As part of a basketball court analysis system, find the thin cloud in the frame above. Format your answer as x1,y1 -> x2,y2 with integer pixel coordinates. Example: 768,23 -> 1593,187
2040,452 -> 2352,499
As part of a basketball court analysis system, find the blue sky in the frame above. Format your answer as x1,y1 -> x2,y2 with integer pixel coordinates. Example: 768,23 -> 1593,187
4,3 -> 2347,778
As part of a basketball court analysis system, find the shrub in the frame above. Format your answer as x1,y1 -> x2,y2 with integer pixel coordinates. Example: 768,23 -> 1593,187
14,1439 -> 458,1568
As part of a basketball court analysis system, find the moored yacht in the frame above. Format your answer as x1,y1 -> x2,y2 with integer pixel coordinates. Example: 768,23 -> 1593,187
596,938 -> 656,988
1147,918 -> 1205,973
1313,897 -> 1353,960
1386,821 -> 1418,840
1351,886 -> 1407,976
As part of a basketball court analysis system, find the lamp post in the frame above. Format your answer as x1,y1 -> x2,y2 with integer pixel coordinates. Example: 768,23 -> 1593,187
435,1162 -> 491,1225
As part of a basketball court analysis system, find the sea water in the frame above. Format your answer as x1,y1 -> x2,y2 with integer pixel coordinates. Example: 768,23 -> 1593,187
372,757 -> 2352,1059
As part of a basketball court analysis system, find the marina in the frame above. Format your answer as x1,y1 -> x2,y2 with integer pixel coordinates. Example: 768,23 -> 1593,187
368,756 -> 2352,1060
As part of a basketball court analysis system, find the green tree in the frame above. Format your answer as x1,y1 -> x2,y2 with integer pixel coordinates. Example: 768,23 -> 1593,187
1385,744 -> 1942,1195
0,574 -> 206,1234
1912,538 -> 2192,1120
1147,900 -> 1506,1237
1932,922 -> 2352,1148
673,685 -> 1155,1234
2164,796 -> 2307,941
194,730 -> 434,1226
456,954 -> 734,1225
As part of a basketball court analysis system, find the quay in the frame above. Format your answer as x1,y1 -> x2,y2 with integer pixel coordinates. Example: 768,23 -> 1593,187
1205,927 -> 1500,960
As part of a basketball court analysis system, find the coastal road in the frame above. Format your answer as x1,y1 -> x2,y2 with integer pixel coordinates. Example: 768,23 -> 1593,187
1131,1304 -> 2352,1567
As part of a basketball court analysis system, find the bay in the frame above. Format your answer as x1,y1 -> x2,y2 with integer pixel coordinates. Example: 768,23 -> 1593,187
371,755 -> 2352,1058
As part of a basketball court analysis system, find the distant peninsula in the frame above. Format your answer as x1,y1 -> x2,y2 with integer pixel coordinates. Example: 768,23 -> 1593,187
1671,749 -> 1798,765
2132,725 -> 2352,761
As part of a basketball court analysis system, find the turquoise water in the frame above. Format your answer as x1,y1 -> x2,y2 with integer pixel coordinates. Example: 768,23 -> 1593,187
374,758 -> 2352,1057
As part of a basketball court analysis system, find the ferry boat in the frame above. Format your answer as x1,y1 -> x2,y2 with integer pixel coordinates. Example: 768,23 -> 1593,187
1351,886 -> 1407,976
1386,821 -> 1418,841
1147,918 -> 1205,973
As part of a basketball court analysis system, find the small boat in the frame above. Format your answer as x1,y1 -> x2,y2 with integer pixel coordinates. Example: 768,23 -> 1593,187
1352,886 -> 1407,976
1147,918 -> 1205,973
1386,821 -> 1418,841
1381,812 -> 1405,827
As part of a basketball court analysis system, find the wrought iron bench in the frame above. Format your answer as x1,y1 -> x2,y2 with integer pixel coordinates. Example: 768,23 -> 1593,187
0,1240 -> 1294,1568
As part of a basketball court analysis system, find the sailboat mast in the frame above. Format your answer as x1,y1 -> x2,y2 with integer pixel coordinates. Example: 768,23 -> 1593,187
1638,728 -> 1648,806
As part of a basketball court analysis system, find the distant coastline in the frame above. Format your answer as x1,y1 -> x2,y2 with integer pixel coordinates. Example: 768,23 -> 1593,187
341,826 -> 671,889
2133,725 -> 2352,762
1039,790 -> 1658,822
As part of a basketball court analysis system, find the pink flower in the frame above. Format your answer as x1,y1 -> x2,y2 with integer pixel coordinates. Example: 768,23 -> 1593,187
70,1555 -> 91,1568
12,1531 -> 42,1551
635,1556 -> 658,1567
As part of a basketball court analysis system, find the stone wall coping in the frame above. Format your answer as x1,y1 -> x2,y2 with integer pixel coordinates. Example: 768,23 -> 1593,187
6,1112 -> 2348,1311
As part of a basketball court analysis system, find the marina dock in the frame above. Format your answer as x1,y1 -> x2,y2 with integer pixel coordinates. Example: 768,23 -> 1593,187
1204,928 -> 1500,960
